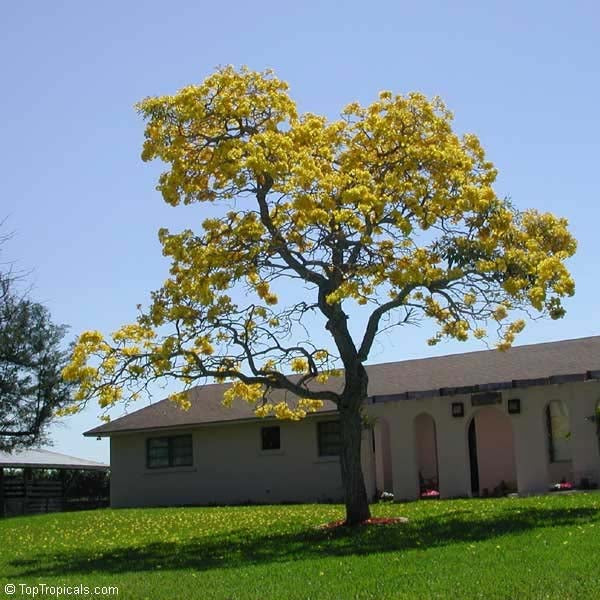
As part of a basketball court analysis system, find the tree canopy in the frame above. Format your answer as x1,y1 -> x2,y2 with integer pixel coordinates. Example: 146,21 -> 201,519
0,268 -> 73,451
62,67 -> 576,523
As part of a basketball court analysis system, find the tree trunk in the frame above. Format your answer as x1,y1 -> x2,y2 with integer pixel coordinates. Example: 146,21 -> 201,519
339,404 -> 371,525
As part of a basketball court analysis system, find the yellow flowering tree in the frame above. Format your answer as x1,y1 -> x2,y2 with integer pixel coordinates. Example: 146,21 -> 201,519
63,67 -> 576,524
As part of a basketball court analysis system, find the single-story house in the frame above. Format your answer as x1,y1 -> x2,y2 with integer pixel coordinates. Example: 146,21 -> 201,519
86,336 -> 600,508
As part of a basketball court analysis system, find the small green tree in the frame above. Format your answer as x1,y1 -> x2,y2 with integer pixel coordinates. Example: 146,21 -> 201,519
0,272 -> 73,451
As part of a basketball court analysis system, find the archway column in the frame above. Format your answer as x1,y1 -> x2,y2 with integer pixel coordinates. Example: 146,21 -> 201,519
512,400 -> 550,495
360,428 -> 377,501
388,414 -> 419,501
373,419 -> 393,493
436,412 -> 471,498
415,413 -> 438,490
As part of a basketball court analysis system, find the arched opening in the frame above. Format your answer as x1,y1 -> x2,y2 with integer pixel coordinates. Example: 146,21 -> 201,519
468,407 -> 517,497
415,413 -> 439,498
545,399 -> 573,486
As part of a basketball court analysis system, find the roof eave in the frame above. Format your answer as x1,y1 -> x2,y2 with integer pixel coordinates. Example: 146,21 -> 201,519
0,462 -> 109,470
83,409 -> 340,438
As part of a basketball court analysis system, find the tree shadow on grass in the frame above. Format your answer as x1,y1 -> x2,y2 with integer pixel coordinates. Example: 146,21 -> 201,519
9,505 -> 599,577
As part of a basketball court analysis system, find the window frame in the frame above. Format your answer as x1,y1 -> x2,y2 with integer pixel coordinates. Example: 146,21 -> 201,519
146,434 -> 193,469
260,425 -> 281,451
317,420 -> 341,457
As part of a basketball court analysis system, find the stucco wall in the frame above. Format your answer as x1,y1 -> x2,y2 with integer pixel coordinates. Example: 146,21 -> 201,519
369,380 -> 600,500
374,419 -> 393,493
108,380 -> 600,508
110,416 -> 375,508
415,413 -> 438,484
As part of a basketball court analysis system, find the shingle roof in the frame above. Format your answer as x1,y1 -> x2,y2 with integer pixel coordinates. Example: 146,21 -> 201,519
85,382 -> 339,437
85,335 -> 600,437
0,448 -> 109,470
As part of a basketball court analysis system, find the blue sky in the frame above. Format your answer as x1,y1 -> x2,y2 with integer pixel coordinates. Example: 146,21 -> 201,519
1,1 -> 599,462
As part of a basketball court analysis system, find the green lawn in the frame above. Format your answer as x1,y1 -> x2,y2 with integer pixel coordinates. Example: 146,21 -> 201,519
1,493 -> 599,599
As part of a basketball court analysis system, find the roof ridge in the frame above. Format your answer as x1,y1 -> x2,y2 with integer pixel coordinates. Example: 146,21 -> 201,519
365,334 -> 600,369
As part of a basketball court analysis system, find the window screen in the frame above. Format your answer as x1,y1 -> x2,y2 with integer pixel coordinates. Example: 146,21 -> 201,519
147,435 -> 193,468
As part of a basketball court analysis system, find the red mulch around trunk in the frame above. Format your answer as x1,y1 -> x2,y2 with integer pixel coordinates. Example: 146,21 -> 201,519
319,516 -> 408,530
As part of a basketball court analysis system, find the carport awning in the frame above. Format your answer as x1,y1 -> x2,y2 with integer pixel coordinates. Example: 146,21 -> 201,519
0,449 -> 109,470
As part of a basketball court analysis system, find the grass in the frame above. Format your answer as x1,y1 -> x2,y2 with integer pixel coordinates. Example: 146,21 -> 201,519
1,493 -> 599,599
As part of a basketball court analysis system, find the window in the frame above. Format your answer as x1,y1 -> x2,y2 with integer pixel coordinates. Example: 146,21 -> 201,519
146,435 -> 193,469
317,421 -> 341,457
546,400 -> 571,462
261,426 -> 281,450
